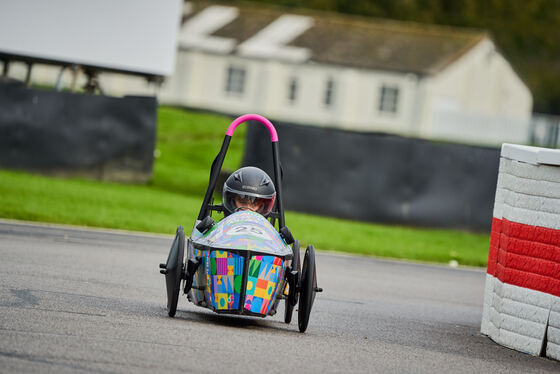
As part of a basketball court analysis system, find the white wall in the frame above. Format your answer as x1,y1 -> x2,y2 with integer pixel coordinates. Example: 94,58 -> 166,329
157,49 -> 418,135
420,37 -> 533,145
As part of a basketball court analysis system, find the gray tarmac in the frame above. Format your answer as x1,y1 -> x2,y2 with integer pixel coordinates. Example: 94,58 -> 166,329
0,220 -> 558,373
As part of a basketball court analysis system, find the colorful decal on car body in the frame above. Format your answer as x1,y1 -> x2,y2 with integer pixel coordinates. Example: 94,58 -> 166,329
244,255 -> 285,315
204,250 -> 245,311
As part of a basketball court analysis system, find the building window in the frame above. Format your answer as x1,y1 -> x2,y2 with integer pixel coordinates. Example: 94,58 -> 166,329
324,78 -> 335,107
378,85 -> 399,113
225,65 -> 246,94
288,77 -> 298,103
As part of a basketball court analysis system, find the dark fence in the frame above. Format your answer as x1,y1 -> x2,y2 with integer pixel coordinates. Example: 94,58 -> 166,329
242,121 -> 500,231
0,80 -> 157,182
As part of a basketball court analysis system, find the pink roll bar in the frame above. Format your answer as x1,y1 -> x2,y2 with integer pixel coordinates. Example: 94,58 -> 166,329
226,114 -> 278,142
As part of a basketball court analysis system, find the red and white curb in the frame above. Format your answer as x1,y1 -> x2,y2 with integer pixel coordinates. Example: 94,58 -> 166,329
481,143 -> 560,360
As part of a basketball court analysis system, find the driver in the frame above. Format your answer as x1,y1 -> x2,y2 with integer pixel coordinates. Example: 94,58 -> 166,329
222,166 -> 276,217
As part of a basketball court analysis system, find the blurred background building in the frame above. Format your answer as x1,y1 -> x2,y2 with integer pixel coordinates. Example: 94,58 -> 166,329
162,2 -> 532,147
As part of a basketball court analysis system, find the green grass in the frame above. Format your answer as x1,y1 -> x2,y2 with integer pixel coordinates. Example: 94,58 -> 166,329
0,169 -> 200,234
0,107 -> 491,267
286,212 -> 490,266
150,108 -> 246,196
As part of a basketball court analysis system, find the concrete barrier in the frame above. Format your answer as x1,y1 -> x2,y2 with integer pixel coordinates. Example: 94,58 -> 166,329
481,143 -> 560,359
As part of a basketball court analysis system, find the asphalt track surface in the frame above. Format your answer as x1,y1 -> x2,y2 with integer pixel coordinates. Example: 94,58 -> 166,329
1,220 -> 559,373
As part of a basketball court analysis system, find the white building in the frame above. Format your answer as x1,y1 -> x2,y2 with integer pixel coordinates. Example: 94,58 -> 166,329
9,1 -> 533,146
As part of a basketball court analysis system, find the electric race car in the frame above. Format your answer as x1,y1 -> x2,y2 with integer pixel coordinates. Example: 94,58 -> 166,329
159,114 -> 322,332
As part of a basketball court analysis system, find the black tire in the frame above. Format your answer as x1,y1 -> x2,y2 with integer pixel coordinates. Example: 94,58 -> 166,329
284,239 -> 300,324
298,245 -> 316,333
164,226 -> 185,317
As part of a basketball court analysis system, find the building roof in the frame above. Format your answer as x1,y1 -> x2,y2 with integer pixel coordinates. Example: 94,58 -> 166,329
182,1 -> 488,76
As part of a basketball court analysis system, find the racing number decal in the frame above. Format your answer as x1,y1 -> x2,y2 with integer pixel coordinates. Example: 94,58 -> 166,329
233,226 -> 262,235
230,225 -> 270,240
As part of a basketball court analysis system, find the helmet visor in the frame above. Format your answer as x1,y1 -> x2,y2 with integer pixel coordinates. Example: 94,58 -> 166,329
223,188 -> 276,216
